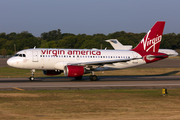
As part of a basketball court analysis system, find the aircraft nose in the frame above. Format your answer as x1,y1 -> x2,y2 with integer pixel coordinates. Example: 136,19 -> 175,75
175,51 -> 179,56
7,58 -> 14,66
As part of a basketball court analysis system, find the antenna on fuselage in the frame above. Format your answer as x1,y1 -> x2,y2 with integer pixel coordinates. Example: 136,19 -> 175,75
34,46 -> 36,49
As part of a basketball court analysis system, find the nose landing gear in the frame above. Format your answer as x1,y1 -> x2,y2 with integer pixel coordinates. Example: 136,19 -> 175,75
29,69 -> 35,81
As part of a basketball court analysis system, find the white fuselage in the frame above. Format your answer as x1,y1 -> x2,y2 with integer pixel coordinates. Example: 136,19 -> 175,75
7,48 -> 145,71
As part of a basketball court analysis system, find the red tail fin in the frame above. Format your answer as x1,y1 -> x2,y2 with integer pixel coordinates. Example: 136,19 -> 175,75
132,21 -> 165,52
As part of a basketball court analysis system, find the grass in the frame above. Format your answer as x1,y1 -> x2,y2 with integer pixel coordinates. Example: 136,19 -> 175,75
0,67 -> 180,78
0,89 -> 180,120
0,67 -> 46,78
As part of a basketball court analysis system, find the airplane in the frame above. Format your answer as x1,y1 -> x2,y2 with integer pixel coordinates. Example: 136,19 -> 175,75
105,39 -> 133,50
7,21 -> 176,81
105,39 -> 178,56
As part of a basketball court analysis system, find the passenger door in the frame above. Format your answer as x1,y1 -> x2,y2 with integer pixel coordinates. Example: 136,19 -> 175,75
32,51 -> 38,62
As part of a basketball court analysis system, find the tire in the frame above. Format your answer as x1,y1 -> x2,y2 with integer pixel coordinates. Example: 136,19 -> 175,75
29,77 -> 35,81
89,75 -> 93,80
90,75 -> 97,81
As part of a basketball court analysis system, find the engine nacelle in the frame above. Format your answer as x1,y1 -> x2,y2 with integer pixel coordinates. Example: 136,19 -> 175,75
64,65 -> 84,77
43,70 -> 62,76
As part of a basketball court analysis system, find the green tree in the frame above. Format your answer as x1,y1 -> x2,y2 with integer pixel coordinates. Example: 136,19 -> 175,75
0,33 -> 6,39
41,29 -> 62,41
48,41 -> 57,48
1,48 -> 7,56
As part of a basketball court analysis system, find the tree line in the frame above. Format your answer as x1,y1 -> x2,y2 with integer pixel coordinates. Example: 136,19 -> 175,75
0,29 -> 180,55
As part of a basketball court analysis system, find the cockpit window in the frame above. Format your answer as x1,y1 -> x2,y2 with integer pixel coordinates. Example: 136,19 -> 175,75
14,54 -> 26,57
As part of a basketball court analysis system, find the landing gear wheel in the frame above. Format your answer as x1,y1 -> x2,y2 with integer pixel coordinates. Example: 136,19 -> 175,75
89,75 -> 93,80
75,76 -> 82,80
90,75 -> 98,81
29,77 -> 35,81
29,69 -> 35,81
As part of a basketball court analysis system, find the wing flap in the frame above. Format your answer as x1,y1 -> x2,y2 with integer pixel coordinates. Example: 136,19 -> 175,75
68,58 -> 141,66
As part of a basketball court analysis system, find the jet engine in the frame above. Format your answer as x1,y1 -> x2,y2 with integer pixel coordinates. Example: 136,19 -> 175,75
43,70 -> 62,76
64,65 -> 84,77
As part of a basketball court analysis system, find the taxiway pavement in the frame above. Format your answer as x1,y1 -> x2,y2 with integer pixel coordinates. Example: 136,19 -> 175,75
1,58 -> 180,90
0,75 -> 180,91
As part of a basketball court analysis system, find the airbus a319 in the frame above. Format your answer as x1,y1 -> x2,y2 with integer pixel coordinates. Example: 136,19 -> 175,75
7,21 -> 178,81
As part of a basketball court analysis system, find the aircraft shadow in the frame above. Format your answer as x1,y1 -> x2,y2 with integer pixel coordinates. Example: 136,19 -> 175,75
156,71 -> 179,76
0,70 -> 179,82
29,70 -> 180,82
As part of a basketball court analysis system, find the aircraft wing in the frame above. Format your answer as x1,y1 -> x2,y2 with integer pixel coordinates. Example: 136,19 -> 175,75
68,57 -> 142,66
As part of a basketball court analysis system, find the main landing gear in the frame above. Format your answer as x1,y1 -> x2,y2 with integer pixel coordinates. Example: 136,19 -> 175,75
89,71 -> 98,81
74,71 -> 98,81
29,69 -> 35,81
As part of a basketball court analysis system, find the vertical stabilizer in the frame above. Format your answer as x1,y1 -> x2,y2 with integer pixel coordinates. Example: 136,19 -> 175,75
132,21 -> 165,52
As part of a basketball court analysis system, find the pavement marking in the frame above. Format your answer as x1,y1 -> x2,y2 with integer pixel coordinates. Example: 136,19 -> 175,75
12,87 -> 25,91
7,84 -> 180,88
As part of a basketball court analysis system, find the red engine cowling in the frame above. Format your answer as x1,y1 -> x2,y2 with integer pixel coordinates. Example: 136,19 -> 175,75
43,70 -> 62,76
64,65 -> 84,77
